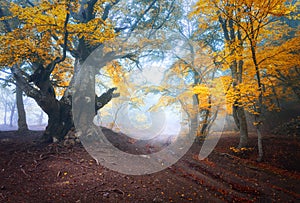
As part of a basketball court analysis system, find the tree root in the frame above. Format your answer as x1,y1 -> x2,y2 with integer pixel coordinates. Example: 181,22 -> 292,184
20,168 -> 31,178
97,188 -> 125,196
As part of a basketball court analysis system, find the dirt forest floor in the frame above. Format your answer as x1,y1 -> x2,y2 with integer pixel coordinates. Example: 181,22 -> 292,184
0,130 -> 299,203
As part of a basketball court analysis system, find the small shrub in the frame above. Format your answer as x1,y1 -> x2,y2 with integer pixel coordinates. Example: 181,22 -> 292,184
229,146 -> 254,158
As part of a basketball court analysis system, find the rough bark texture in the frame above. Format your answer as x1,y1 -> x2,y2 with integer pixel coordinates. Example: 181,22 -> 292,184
234,106 -> 248,148
42,101 -> 73,142
10,44 -> 119,142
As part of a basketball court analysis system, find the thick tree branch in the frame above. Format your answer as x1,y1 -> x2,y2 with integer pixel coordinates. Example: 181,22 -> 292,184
85,0 -> 98,21
11,65 -> 41,100
102,0 -> 121,21
0,7 -> 12,32
95,87 -> 120,113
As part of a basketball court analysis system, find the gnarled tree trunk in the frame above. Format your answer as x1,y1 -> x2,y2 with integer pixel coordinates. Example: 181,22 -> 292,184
42,101 -> 73,142
11,62 -> 116,142
41,87 -> 118,142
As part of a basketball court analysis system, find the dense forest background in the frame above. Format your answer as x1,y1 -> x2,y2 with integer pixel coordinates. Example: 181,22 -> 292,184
0,0 -> 299,149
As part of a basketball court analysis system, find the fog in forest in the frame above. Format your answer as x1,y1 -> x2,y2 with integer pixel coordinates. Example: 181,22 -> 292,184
0,88 -> 48,131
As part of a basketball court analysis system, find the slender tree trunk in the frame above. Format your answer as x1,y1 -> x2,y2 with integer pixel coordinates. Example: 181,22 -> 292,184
110,104 -> 123,130
200,109 -> 210,135
219,15 -> 249,148
232,105 -> 240,129
249,38 -> 264,162
16,81 -> 28,131
255,117 -> 263,162
9,103 -> 16,127
4,103 -> 7,125
236,106 -> 248,148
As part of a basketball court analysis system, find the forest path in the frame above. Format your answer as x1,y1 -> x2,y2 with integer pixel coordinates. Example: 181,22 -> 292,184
0,130 -> 299,202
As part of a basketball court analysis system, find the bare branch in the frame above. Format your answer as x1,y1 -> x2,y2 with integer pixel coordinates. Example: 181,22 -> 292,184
47,3 -> 71,74
95,87 -> 120,112
0,78 -> 16,85
0,69 -> 11,75
148,0 -> 176,37
102,0 -> 121,21
11,65 -> 41,100
25,0 -> 35,7
129,0 -> 158,33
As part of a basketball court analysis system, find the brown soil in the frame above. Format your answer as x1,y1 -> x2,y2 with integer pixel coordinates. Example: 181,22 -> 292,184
0,130 -> 299,203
